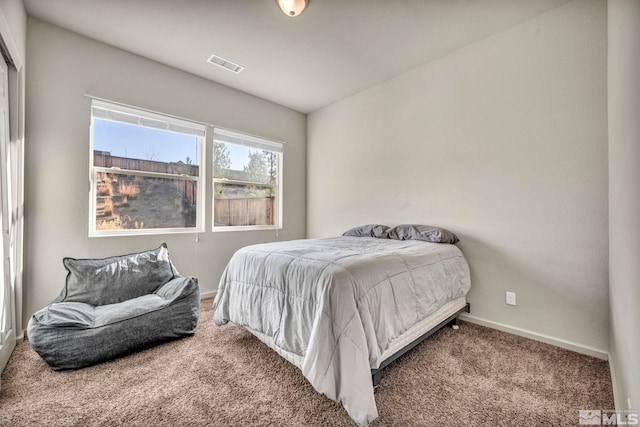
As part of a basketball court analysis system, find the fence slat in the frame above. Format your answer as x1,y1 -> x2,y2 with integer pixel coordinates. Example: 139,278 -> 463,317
214,198 -> 274,226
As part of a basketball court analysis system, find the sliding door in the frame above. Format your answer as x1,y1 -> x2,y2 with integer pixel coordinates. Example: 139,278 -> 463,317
0,57 -> 15,377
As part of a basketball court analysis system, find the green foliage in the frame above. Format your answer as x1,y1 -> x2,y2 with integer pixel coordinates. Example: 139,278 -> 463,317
263,151 -> 277,184
243,151 -> 267,183
240,150 -> 279,197
213,144 -> 278,199
214,142 -> 231,179
214,142 -> 232,198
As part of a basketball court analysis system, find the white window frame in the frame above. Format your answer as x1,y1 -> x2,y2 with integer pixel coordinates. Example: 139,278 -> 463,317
212,128 -> 283,232
89,100 -> 205,237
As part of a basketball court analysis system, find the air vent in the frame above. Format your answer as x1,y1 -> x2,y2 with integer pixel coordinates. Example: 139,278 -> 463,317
207,54 -> 244,74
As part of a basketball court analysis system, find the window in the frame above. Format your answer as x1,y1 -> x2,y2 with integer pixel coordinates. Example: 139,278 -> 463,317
213,128 -> 282,230
90,100 -> 205,236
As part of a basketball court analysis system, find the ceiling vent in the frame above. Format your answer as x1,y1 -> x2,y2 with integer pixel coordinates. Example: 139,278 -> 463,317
207,54 -> 244,74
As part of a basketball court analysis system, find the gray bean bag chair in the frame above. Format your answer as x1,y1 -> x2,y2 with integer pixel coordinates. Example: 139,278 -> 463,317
27,243 -> 199,370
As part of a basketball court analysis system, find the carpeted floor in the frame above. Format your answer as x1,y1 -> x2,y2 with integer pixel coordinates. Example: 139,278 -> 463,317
0,298 -> 613,426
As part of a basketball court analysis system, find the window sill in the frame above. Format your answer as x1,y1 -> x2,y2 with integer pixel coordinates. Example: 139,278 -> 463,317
89,227 -> 204,238
211,225 -> 281,233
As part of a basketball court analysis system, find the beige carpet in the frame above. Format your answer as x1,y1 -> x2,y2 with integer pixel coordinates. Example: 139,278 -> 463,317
0,298 -> 613,426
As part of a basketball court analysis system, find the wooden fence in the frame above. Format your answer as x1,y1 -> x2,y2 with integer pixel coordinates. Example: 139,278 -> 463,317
214,197 -> 274,226
178,180 -> 198,207
94,152 -> 199,177
95,152 -> 273,225
95,151 -> 199,206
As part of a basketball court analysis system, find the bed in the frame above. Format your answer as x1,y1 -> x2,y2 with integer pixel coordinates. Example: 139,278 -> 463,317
213,234 -> 471,426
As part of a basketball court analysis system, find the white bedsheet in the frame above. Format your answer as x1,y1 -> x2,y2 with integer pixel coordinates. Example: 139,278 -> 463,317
213,236 -> 471,426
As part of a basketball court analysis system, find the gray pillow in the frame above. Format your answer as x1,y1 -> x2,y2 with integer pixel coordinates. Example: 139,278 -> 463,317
58,243 -> 175,306
343,224 -> 390,238
387,224 -> 459,244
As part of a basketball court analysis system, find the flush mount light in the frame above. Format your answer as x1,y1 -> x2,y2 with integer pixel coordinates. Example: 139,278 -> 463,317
277,0 -> 308,17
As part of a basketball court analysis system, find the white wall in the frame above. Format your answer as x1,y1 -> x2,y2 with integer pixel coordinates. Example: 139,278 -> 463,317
308,0 -> 608,355
24,18 -> 306,326
0,0 -> 25,66
608,0 -> 640,412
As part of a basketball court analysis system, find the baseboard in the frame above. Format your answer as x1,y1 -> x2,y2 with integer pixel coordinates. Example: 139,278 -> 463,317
608,354 -> 623,411
196,293 -> 608,359
459,313 -> 609,360
200,290 -> 217,300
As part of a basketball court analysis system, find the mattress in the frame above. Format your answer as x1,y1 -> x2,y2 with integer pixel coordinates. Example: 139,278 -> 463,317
213,236 -> 471,426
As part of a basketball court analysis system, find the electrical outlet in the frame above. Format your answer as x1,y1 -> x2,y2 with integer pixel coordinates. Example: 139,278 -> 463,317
506,291 -> 517,306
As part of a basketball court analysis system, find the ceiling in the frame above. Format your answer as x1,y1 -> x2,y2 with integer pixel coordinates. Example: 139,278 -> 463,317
23,0 -> 571,113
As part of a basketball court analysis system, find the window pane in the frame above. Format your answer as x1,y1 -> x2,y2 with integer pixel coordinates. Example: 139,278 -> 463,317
214,182 -> 275,226
96,172 -> 197,231
94,118 -> 200,174
213,141 -> 278,184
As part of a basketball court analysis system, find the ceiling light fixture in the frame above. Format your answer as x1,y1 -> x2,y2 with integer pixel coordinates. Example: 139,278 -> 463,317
277,0 -> 308,17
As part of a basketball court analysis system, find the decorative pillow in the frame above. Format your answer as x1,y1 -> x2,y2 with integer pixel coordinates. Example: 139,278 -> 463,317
387,224 -> 459,244
58,243 -> 175,306
343,224 -> 390,238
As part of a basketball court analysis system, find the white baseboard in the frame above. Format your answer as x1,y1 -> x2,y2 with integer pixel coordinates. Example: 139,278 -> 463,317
200,290 -> 217,300
608,354 -> 622,411
459,313 -> 609,360
195,293 -> 608,360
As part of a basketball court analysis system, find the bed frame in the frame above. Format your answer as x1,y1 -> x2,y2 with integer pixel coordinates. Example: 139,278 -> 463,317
371,302 -> 470,387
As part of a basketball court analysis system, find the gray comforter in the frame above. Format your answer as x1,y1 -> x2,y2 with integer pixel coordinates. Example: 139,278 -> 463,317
213,236 -> 470,426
